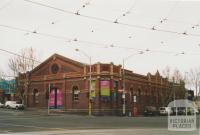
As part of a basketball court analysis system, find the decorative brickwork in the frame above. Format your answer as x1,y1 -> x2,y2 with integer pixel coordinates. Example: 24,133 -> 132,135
16,53 -> 186,116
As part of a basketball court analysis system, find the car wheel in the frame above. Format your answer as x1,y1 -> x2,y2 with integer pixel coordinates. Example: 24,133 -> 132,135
16,106 -> 19,110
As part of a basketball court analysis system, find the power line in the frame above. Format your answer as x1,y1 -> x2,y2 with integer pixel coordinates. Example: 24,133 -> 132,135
0,24 -> 105,48
1,23 -> 200,56
0,48 -> 41,63
23,0 -> 200,37
153,2 -> 179,28
47,0 -> 93,26
115,0 -> 139,21
0,24 -> 71,41
76,0 -> 93,13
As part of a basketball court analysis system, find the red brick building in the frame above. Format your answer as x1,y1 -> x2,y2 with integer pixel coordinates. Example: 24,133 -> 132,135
16,54 -> 185,115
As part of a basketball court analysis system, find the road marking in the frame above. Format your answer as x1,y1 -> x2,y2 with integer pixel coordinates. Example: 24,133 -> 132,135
0,123 -> 65,130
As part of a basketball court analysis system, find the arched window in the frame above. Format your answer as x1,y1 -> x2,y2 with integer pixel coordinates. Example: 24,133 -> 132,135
130,88 -> 134,102
33,89 -> 39,104
72,86 -> 79,101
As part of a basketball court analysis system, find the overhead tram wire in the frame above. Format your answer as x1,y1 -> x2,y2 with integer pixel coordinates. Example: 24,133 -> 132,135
88,0 -> 197,29
114,0 -> 139,22
0,24 -> 72,41
0,48 -> 41,64
23,0 -> 200,38
1,23 -> 200,56
159,1 -> 179,25
0,24 -> 111,50
38,0 -> 94,30
152,1 -> 180,36
76,0 -> 93,13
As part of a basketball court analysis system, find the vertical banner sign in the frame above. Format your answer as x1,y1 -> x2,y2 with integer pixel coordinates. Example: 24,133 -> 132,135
100,80 -> 110,97
49,89 -> 62,109
113,81 -> 118,101
57,89 -> 62,108
49,89 -> 55,108
91,80 -> 96,98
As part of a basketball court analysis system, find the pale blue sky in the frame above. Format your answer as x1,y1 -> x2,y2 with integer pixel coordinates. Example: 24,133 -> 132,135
0,0 -> 200,77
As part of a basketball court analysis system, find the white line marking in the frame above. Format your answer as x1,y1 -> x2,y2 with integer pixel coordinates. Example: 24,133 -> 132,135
0,123 -> 65,130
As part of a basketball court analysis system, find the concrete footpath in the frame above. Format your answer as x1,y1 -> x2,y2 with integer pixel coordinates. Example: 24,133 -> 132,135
1,128 -> 199,135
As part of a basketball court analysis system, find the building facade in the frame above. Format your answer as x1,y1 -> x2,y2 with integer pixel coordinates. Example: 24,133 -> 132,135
0,79 -> 16,102
16,54 -> 185,115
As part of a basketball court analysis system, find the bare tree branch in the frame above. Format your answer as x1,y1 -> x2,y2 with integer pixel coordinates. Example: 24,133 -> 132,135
8,47 -> 38,76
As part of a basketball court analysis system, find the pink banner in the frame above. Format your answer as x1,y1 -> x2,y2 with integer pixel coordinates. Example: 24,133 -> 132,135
57,89 -> 62,106
49,90 -> 55,107
101,81 -> 109,87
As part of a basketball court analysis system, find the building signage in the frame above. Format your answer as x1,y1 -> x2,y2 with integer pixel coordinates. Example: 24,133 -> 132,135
168,99 -> 196,131
90,80 -> 96,98
57,89 -> 62,107
100,80 -> 110,97
49,90 -> 55,108
168,116 -> 196,131
49,89 -> 62,109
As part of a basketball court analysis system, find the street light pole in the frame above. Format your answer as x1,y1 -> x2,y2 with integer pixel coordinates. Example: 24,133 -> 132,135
122,51 -> 144,116
122,59 -> 126,116
48,83 -> 50,115
75,49 -> 92,116
89,56 -> 92,116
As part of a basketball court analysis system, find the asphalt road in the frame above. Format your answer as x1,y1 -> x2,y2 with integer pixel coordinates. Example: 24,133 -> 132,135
0,108 -> 199,135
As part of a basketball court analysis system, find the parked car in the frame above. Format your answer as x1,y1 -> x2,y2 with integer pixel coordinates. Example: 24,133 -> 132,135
159,107 -> 172,115
0,102 -> 4,108
143,106 -> 158,116
5,101 -> 24,110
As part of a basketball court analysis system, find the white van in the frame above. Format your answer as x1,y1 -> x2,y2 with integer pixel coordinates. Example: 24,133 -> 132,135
159,107 -> 172,115
5,101 -> 24,110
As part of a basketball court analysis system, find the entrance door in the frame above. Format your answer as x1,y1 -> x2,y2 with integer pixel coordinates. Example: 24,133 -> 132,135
49,88 -> 62,109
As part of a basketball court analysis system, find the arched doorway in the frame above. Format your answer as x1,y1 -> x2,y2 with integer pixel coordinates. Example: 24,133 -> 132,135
49,87 -> 62,109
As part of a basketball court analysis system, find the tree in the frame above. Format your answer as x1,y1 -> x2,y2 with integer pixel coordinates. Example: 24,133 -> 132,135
173,68 -> 183,83
188,67 -> 200,98
162,65 -> 171,79
8,47 -> 39,76
8,47 -> 39,105
0,70 -> 4,81
162,66 -> 183,83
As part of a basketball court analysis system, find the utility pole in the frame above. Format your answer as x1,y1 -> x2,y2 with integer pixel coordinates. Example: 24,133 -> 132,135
122,59 -> 126,116
48,83 -> 50,115
173,77 -> 175,101
121,51 -> 145,116
89,57 -> 92,116
75,49 -> 92,116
